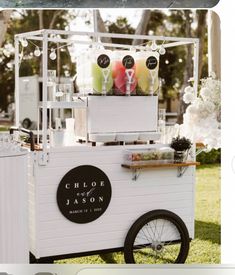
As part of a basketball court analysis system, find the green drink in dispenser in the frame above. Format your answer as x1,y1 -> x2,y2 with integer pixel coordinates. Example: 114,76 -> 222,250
112,51 -> 137,95
91,50 -> 113,95
136,51 -> 159,95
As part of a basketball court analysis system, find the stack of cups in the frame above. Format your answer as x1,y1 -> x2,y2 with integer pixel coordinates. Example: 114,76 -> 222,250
65,118 -> 76,146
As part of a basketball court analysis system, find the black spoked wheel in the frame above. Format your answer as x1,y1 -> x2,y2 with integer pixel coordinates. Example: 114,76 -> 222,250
124,210 -> 190,264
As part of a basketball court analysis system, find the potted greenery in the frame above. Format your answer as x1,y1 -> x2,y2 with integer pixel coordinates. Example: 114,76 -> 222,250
170,136 -> 192,163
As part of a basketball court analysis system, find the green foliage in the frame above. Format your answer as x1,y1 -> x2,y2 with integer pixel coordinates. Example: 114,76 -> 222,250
148,11 -> 208,105
0,10 -> 76,111
106,17 -> 135,45
0,10 -> 209,114
197,149 -> 221,164
170,136 -> 192,151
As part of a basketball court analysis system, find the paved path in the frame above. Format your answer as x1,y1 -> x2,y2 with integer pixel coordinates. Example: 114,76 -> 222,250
0,0 -> 219,8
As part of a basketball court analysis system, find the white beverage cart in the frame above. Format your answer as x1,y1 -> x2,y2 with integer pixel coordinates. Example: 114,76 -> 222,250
14,29 -> 200,264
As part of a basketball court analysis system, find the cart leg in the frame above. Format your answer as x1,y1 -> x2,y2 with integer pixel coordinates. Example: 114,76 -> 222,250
29,252 -> 37,263
39,258 -> 54,264
30,253 -> 54,264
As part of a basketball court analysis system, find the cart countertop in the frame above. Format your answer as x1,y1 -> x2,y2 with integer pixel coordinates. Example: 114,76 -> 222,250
46,143 -> 170,153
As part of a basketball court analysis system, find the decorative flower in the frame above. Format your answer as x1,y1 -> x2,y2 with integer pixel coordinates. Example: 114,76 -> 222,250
204,101 -> 215,114
186,105 -> 197,114
200,87 -> 211,100
181,75 -> 221,150
184,86 -> 194,94
210,71 -> 217,79
183,92 -> 195,104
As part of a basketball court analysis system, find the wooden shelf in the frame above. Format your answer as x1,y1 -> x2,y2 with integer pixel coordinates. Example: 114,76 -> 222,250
122,161 -> 200,180
122,161 -> 200,170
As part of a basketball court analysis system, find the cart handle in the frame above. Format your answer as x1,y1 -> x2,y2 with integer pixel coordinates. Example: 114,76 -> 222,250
9,126 -> 35,152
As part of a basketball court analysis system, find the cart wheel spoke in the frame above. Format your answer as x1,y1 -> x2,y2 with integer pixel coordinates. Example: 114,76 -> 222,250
124,210 -> 190,264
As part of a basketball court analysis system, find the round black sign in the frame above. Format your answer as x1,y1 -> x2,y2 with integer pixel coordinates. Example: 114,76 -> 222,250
122,55 -> 135,69
57,165 -> 112,224
146,56 -> 158,70
97,54 -> 110,68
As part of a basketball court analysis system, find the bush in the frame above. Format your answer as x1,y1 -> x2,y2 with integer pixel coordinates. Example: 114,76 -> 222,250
196,149 -> 221,164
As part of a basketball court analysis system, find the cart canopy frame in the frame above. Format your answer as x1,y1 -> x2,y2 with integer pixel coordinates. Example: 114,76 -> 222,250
14,29 -> 200,163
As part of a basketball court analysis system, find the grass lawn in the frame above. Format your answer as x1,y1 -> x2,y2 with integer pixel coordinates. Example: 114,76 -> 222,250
57,164 -> 221,264
0,126 -> 9,132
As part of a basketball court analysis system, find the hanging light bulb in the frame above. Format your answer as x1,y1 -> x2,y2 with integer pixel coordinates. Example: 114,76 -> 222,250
21,38 -> 28,48
151,40 -> 158,51
130,46 -> 136,53
49,48 -> 57,60
159,45 -> 166,55
96,37 -> 104,50
34,46 -> 41,57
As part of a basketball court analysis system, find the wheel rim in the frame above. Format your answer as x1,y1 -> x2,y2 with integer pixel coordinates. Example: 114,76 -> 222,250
132,218 -> 184,264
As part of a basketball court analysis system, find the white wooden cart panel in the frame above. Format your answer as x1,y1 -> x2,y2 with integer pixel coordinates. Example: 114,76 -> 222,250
29,145 -> 195,258
0,152 -> 29,263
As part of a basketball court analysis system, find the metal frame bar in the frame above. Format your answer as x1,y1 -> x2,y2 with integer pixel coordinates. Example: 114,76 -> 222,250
17,36 -> 196,51
15,29 -> 200,158
15,29 -> 199,43
41,31 -> 48,160
15,37 -> 20,127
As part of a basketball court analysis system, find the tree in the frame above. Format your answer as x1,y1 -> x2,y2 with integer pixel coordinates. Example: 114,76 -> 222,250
208,11 -> 221,79
95,10 -> 112,44
177,10 -> 193,124
132,10 -> 151,45
0,11 -> 12,48
196,10 -> 208,79
0,10 -> 75,111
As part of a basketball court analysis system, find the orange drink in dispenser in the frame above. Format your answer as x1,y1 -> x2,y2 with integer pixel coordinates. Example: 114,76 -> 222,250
136,51 -> 159,95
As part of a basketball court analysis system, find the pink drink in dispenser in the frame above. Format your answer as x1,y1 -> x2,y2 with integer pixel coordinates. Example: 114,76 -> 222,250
136,51 -> 159,95
112,51 -> 137,95
91,50 -> 113,95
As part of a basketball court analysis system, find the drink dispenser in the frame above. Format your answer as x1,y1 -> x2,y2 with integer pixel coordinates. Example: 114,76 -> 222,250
91,49 -> 113,95
112,51 -> 137,95
136,51 -> 159,95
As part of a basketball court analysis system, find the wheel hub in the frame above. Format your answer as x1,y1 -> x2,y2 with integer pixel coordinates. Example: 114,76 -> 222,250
152,241 -> 164,253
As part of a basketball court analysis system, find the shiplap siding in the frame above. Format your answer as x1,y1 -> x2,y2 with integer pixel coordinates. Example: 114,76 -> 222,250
29,145 -> 195,258
0,153 -> 29,263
